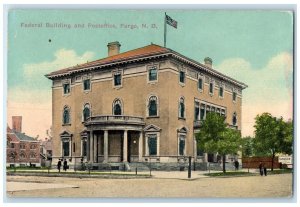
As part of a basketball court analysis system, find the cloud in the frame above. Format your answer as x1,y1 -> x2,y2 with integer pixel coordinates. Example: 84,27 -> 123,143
216,52 -> 293,136
8,49 -> 95,138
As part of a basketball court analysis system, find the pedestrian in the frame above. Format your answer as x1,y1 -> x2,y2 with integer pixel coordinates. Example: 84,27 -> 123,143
259,162 -> 263,176
234,160 -> 239,171
57,159 -> 62,173
63,159 -> 68,171
264,165 -> 267,176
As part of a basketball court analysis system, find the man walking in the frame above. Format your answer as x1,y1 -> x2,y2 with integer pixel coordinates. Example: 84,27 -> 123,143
259,162 -> 263,176
63,159 -> 68,172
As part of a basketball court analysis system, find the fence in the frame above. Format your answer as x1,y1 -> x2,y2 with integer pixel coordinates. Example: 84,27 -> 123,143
242,157 -> 280,169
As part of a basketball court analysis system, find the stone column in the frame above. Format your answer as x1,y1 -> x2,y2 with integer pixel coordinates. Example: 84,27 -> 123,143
104,130 -> 108,163
123,130 -> 128,162
94,134 -> 97,162
138,131 -> 143,162
90,130 -> 94,163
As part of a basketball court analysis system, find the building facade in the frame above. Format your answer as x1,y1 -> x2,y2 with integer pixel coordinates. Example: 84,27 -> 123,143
6,116 -> 41,167
46,42 -> 247,170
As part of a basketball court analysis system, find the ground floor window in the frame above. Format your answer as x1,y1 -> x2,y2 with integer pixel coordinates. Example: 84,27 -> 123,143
148,135 -> 157,156
63,141 -> 70,157
179,136 -> 185,156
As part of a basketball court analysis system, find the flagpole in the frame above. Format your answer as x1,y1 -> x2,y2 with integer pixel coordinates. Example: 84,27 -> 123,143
164,12 -> 167,47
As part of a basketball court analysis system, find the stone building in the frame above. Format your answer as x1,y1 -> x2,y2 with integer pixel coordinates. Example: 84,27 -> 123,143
46,42 -> 247,170
6,116 -> 41,167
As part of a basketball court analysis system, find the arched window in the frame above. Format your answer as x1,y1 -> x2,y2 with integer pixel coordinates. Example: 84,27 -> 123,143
113,99 -> 122,115
179,97 -> 185,118
30,153 -> 36,159
20,152 -> 26,159
63,106 -> 70,124
148,96 -> 158,117
83,104 -> 91,121
232,112 -> 237,126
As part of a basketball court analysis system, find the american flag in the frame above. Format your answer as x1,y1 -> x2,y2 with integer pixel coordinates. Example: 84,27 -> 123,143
166,14 -> 177,29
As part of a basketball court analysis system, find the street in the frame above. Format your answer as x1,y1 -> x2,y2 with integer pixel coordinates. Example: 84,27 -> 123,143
6,173 -> 293,198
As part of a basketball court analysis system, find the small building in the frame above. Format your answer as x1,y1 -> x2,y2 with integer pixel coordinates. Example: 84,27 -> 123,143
6,116 -> 41,167
40,138 -> 53,167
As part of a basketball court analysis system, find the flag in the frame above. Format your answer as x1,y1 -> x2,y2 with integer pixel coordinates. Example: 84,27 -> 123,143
166,14 -> 177,29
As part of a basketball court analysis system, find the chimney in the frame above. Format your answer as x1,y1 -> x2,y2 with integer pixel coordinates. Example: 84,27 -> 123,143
107,41 -> 121,57
204,57 -> 213,68
12,116 -> 22,132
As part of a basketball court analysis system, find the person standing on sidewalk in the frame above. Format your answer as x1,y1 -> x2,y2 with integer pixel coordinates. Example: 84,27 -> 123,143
263,164 -> 267,176
57,159 -> 62,173
259,162 -> 263,176
63,159 -> 68,172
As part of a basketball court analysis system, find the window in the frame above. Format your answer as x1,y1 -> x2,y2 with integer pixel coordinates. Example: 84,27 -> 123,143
20,153 -> 26,159
211,107 -> 216,112
206,105 -> 210,115
221,109 -> 226,117
198,78 -> 203,90
30,144 -> 36,149
63,142 -> 70,156
63,83 -> 70,94
148,96 -> 158,117
10,143 -> 15,148
179,135 -> 185,156
200,104 -> 206,120
209,82 -> 214,94
63,106 -> 70,124
148,66 -> 158,81
82,140 -> 87,157
83,79 -> 91,91
113,99 -> 122,115
232,112 -> 237,126
148,135 -> 157,156
179,71 -> 185,84
179,97 -> 185,118
233,91 -> 237,102
219,86 -> 224,98
30,153 -> 36,159
114,73 -> 122,86
83,104 -> 90,121
20,144 -> 25,149
194,102 -> 200,121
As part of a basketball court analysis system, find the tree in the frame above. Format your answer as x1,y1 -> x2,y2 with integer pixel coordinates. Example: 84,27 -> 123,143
196,112 -> 242,173
242,136 -> 254,157
254,113 -> 293,171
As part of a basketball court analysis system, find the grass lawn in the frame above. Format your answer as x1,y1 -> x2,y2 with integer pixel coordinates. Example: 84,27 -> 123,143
267,169 -> 293,175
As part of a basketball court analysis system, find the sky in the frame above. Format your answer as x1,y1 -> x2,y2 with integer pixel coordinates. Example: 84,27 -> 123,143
7,9 -> 293,139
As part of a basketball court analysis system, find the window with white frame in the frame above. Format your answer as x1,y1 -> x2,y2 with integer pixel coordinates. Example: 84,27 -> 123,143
63,82 -> 70,94
179,97 -> 185,118
200,104 -> 206,120
148,65 -> 158,82
194,102 -> 200,121
113,72 -> 122,87
83,103 -> 91,121
113,99 -> 122,115
63,140 -> 70,157
198,77 -> 203,91
148,96 -> 158,117
148,134 -> 157,156
83,78 -> 91,91
219,85 -> 224,98
232,112 -> 237,126
179,70 -> 185,84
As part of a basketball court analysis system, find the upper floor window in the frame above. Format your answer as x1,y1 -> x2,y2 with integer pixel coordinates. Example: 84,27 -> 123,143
83,79 -> 91,91
83,104 -> 91,121
179,97 -> 185,119
10,143 -> 15,148
20,144 -> 26,149
200,104 -> 206,120
63,106 -> 70,125
219,86 -> 224,98
114,73 -> 122,86
63,83 -> 70,94
148,66 -> 158,82
232,112 -> 237,126
113,99 -> 122,115
198,78 -> 203,91
30,144 -> 36,149
179,71 -> 185,84
233,91 -> 237,102
148,96 -> 158,117
209,82 -> 214,95
194,102 -> 200,121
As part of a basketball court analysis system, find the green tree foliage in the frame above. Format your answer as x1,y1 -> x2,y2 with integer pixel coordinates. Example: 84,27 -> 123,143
242,136 -> 254,157
196,112 -> 242,173
254,113 -> 293,171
